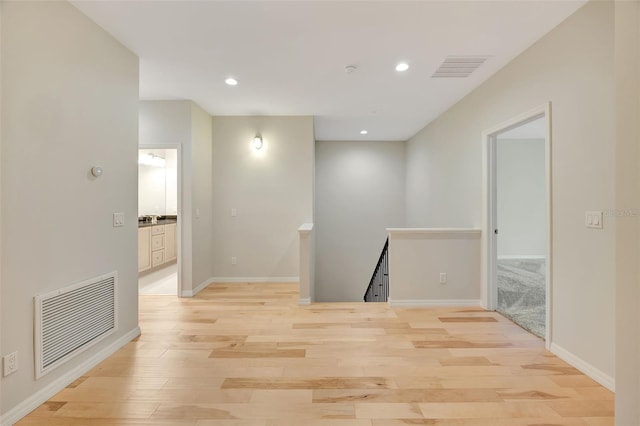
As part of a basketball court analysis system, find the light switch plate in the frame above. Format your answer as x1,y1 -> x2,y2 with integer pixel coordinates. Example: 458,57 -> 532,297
113,212 -> 125,227
586,211 -> 603,229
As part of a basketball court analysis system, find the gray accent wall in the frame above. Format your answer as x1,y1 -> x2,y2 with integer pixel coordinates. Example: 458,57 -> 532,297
315,140 -> 405,302
496,138 -> 546,258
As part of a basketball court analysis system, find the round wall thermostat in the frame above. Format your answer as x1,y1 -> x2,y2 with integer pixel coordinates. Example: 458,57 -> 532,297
91,166 -> 103,177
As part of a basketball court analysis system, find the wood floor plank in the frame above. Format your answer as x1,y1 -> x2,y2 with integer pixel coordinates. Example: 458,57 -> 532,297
438,317 -> 498,323
313,389 -> 503,403
209,349 -> 306,358
418,401 -> 562,419
413,341 -> 513,349
222,377 -> 395,390
16,282 -> 614,425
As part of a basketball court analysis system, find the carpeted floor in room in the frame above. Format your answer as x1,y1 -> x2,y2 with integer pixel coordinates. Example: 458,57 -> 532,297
497,258 -> 546,339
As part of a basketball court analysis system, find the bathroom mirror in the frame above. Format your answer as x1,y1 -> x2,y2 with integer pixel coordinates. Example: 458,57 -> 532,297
138,148 -> 178,217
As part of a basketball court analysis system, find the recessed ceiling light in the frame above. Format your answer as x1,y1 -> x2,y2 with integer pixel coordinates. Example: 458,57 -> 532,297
360,130 -> 368,135
225,77 -> 238,86
395,62 -> 409,72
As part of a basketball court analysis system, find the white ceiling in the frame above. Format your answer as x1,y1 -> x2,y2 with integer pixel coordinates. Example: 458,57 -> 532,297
72,1 -> 585,141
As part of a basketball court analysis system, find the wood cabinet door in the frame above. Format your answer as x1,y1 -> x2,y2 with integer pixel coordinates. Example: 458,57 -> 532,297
138,227 -> 151,272
165,223 -> 177,262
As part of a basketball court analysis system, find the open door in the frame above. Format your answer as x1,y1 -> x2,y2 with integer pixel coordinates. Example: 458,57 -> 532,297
137,147 -> 181,296
482,104 -> 552,347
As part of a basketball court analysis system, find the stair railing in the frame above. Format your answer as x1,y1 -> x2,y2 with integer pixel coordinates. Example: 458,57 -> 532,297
364,238 -> 389,302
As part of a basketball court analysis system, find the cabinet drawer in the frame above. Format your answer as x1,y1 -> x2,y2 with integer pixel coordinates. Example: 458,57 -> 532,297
152,225 -> 165,235
151,234 -> 165,251
151,249 -> 165,267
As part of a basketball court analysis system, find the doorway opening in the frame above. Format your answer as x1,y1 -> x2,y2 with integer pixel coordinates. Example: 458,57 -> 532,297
138,147 -> 181,296
482,103 -> 552,347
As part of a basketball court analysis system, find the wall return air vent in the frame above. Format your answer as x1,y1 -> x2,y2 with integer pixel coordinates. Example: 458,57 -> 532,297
34,271 -> 118,379
432,56 -> 490,78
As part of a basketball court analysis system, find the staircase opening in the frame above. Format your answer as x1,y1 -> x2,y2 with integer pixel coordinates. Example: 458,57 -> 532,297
364,238 -> 389,302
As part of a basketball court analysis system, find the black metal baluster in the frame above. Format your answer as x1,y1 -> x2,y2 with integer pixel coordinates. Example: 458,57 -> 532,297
364,238 -> 389,303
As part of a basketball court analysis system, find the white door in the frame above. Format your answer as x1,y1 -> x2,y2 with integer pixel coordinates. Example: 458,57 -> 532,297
482,103 -> 552,347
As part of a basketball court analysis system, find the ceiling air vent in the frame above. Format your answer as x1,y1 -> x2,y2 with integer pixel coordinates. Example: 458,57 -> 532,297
432,56 -> 490,78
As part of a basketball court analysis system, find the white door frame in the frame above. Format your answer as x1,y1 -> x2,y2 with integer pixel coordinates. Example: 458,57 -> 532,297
138,144 -> 183,297
481,102 -> 552,348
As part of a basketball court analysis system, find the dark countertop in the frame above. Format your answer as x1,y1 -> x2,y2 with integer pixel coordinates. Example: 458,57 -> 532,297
138,216 -> 177,228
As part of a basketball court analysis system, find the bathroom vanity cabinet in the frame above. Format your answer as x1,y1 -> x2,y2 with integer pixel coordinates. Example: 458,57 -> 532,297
138,222 -> 177,273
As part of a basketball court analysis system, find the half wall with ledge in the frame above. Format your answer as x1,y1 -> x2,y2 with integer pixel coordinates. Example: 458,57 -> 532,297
387,228 -> 481,307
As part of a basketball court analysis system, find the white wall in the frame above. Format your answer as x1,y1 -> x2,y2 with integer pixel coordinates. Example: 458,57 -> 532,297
139,101 -> 192,146
614,0 -> 640,423
405,1 -> 615,381
298,223 -> 314,304
315,141 -> 405,302
496,138 -> 546,257
1,0 -> 139,417
139,100 -> 214,294
0,1 -> 4,411
388,229 -> 481,304
211,116 -> 314,280
165,149 -> 178,215
190,103 -> 214,290
139,101 -> 193,293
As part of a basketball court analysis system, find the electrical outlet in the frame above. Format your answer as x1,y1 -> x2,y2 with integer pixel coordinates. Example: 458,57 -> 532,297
439,273 -> 447,284
3,351 -> 18,377
231,256 -> 237,265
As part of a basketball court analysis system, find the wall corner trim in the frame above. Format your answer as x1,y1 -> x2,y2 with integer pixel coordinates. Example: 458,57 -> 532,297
298,223 -> 314,235
388,299 -> 481,308
0,327 -> 141,426
181,278 -> 212,297
550,342 -> 615,391
387,228 -> 482,238
298,298 -> 311,305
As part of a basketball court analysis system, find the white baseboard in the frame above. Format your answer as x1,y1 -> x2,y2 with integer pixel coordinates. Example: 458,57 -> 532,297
210,277 -> 299,283
388,298 -> 481,308
550,342 -> 615,391
298,297 -> 311,305
181,277 -> 212,297
0,326 -> 141,426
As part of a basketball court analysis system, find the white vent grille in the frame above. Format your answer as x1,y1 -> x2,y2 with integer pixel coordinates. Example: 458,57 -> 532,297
432,56 -> 490,78
34,271 -> 118,378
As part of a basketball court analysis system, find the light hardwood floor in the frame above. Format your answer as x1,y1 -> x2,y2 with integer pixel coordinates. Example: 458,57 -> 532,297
18,283 -> 614,425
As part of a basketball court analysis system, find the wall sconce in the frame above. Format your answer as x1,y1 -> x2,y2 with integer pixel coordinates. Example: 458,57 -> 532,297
253,135 -> 263,150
